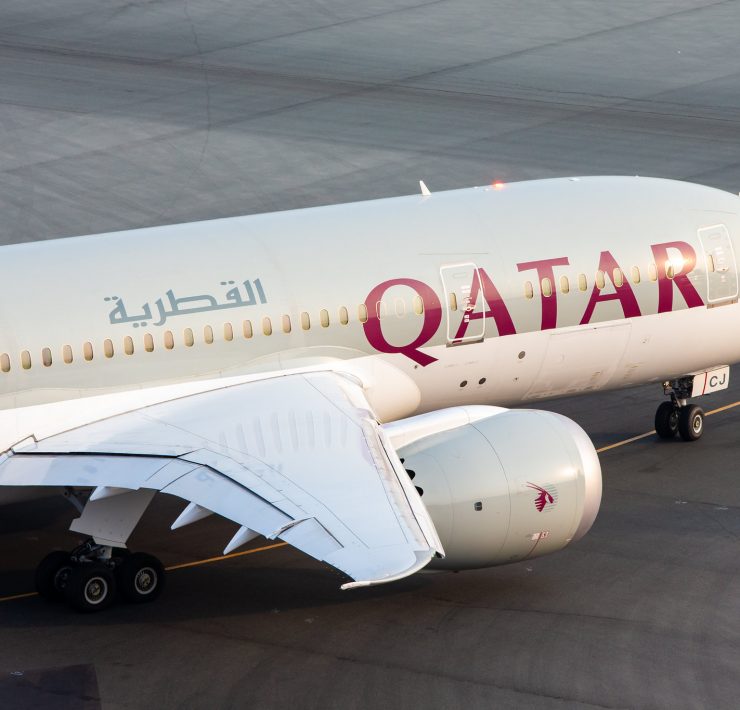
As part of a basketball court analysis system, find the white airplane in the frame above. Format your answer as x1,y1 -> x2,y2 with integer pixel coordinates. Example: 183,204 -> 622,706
0,175 -> 735,612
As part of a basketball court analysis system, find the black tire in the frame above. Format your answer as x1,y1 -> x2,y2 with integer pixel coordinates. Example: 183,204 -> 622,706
65,564 -> 116,613
34,551 -> 74,601
655,402 -> 679,439
117,552 -> 165,604
678,405 -> 704,442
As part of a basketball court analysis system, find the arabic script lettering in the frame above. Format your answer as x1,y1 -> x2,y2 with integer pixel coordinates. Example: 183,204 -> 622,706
106,279 -> 267,327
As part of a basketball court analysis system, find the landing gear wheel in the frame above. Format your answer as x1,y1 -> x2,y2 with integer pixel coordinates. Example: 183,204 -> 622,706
117,553 -> 165,604
655,402 -> 679,439
34,551 -> 74,601
678,405 -> 704,442
65,564 -> 116,613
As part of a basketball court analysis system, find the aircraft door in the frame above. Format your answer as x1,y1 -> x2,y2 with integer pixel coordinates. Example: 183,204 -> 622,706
698,224 -> 738,305
440,263 -> 485,344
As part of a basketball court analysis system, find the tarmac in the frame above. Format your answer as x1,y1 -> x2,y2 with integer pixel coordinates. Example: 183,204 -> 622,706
1,1 -> 739,708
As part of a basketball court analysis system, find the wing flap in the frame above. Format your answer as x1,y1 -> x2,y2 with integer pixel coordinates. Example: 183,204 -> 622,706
161,466 -> 290,535
279,518 -> 343,559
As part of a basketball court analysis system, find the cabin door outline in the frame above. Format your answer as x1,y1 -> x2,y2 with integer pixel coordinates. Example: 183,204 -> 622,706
698,224 -> 739,305
440,263 -> 485,344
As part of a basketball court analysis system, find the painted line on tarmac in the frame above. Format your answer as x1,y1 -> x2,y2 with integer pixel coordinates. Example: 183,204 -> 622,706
164,542 -> 288,571
0,591 -> 38,603
704,399 -> 740,416
596,398 -> 740,454
596,431 -> 655,453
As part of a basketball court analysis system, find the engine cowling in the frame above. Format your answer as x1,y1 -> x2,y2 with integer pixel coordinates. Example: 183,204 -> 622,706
385,406 -> 601,570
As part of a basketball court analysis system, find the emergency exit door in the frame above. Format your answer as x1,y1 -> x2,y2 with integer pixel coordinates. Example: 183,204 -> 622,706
698,224 -> 738,305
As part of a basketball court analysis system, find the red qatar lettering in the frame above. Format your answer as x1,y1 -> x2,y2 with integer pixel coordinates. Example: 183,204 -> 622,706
580,251 -> 642,324
517,257 -> 570,330
363,278 -> 442,366
453,268 -> 516,341
650,241 -> 704,312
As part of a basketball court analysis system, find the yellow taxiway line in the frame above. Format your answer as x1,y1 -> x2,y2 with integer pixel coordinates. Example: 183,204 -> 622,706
164,542 -> 287,571
2,398 -> 739,604
0,591 -> 39,603
596,431 -> 655,454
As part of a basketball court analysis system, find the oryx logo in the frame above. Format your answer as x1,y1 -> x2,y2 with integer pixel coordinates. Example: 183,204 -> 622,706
526,482 -> 555,512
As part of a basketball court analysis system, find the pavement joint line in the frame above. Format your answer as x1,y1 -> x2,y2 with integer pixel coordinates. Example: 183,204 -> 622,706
596,398 -> 740,454
2,400 -> 739,603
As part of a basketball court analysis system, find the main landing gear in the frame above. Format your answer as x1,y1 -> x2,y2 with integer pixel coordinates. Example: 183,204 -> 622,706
34,539 -> 165,612
655,377 -> 705,442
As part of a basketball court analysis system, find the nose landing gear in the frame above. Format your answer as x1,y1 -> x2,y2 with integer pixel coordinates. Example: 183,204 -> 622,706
655,377 -> 705,442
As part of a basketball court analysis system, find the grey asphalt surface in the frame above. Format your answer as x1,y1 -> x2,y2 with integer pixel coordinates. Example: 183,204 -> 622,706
0,1 -> 739,708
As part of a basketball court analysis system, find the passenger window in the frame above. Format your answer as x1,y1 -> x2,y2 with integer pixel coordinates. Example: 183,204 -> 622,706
339,306 -> 349,325
224,323 -> 234,342
707,254 -> 716,273
103,339 -> 114,358
578,274 -> 588,291
631,266 -> 641,284
164,331 -> 175,350
301,312 -> 311,330
183,329 -> 194,347
262,317 -> 273,336
124,336 -> 135,355
665,262 -> 675,279
42,347 -> 52,367
243,320 -> 253,339
83,342 -> 93,361
204,325 -> 214,344
560,276 -> 569,294
320,309 -> 330,328
595,270 -> 605,290
395,299 -> 405,317
63,345 -> 73,364
613,268 -> 624,287
413,295 -> 424,315
0,353 -> 9,373
358,304 -> 369,323
648,263 -> 658,281
144,333 -> 155,351
21,350 -> 31,370
282,315 -> 292,333
448,293 -> 458,311
541,277 -> 552,298
524,281 -> 534,299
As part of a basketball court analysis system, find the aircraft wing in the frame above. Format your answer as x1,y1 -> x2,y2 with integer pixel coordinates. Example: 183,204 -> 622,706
0,372 -> 443,589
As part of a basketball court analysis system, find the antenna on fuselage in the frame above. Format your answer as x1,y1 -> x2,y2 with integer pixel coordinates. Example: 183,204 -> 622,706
419,180 -> 431,196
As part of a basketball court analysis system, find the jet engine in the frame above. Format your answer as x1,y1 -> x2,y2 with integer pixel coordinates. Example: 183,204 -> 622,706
384,406 -> 602,570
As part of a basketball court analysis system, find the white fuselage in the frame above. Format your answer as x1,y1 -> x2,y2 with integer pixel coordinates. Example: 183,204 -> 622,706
1,176 -> 738,419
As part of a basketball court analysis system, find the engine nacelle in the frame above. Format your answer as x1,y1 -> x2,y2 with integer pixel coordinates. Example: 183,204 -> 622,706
386,406 -> 601,570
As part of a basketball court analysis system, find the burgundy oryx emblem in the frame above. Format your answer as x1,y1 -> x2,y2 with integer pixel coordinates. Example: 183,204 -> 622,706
526,483 -> 554,512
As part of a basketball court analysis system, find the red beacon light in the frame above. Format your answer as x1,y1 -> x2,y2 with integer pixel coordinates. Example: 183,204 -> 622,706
492,180 -> 506,190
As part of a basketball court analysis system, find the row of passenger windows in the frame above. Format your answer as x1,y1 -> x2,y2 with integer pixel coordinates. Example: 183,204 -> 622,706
0,261 -> 693,372
445,263 -> 681,310
519,263 -> 676,302
0,305 -> 375,373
